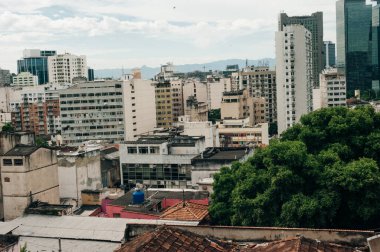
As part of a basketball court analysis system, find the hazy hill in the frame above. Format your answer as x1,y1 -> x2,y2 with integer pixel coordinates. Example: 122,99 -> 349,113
94,58 -> 275,80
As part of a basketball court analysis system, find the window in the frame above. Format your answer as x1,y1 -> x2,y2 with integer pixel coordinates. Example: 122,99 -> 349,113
4,177 -> 10,183
127,147 -> 137,154
113,213 -> 121,218
14,159 -> 23,166
3,159 -> 12,166
138,147 -> 149,154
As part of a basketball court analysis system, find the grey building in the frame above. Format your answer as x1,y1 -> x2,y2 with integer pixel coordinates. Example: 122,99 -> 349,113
0,69 -> 11,86
279,12 -> 324,87
59,81 -> 125,145
373,4 -> 380,91
336,0 -> 372,96
324,41 -> 336,68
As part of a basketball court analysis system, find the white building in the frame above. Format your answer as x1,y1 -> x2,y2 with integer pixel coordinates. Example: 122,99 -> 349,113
120,135 -> 206,189
48,53 -> 88,84
276,25 -> 313,134
206,74 -> 232,110
11,72 -> 38,87
318,68 -> 346,108
122,74 -> 156,141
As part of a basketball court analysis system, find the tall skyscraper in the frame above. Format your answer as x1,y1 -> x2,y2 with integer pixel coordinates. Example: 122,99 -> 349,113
324,41 -> 336,68
48,53 -> 88,84
276,25 -> 313,134
373,4 -> 380,91
336,0 -> 372,96
279,12 -> 323,87
17,49 -> 56,85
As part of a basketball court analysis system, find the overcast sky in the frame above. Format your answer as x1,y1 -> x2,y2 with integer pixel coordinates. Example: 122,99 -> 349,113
0,0 -> 342,72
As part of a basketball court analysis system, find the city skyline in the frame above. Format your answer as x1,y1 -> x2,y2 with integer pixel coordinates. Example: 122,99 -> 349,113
0,0 -> 347,72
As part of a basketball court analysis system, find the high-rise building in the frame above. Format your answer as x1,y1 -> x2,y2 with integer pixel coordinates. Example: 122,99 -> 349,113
373,4 -> 380,91
0,68 -> 11,86
88,68 -> 95,81
279,12 -> 323,87
48,53 -> 88,84
336,0 -> 372,96
17,49 -> 56,85
276,25 -> 313,134
239,66 -> 277,123
324,41 -> 336,68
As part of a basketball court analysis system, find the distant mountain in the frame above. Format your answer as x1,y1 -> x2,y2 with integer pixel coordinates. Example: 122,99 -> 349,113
94,58 -> 275,80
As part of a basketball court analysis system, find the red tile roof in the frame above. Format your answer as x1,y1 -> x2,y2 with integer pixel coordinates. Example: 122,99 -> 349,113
116,226 -> 234,252
159,201 -> 209,222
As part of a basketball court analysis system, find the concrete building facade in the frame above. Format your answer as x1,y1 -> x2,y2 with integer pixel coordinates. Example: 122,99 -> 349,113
11,72 -> 38,87
59,81 -> 125,145
120,135 -> 206,189
0,69 -> 11,86
317,68 -> 347,108
276,25 -> 313,134
206,74 -> 232,110
279,12 -> 323,87
48,53 -> 88,84
0,146 -> 59,221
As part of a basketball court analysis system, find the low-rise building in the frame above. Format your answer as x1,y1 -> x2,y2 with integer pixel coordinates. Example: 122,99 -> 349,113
11,72 -> 38,87
217,119 -> 269,147
318,68 -> 347,108
0,145 -> 59,221
120,135 -> 206,189
191,147 -> 253,188
57,143 -> 102,207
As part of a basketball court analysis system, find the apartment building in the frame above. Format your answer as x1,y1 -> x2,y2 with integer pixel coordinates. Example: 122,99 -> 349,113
221,90 -> 266,125
122,74 -> 156,141
11,72 -> 38,87
0,68 -> 11,86
184,96 -> 208,122
155,80 -> 184,128
59,81 -> 125,145
182,78 -> 208,107
314,68 -> 346,109
120,135 -> 206,189
239,66 -> 277,123
276,25 -> 313,134
206,74 -> 232,110
48,53 -> 88,84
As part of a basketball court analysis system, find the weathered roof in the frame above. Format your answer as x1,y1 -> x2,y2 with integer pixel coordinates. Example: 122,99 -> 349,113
0,235 -> 18,250
2,145 -> 40,157
116,226 -> 233,252
242,236 -> 360,252
192,148 -> 248,163
9,215 -> 129,242
160,201 -> 209,222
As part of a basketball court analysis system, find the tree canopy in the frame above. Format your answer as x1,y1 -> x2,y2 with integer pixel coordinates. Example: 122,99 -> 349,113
210,106 -> 380,229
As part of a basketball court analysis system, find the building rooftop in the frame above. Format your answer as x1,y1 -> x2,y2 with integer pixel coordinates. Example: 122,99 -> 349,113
109,189 -> 209,215
0,235 -> 18,251
116,226 -> 232,252
223,90 -> 244,96
243,236 -> 361,252
26,201 -> 73,216
192,147 -> 249,163
160,201 -> 209,222
2,144 -> 40,157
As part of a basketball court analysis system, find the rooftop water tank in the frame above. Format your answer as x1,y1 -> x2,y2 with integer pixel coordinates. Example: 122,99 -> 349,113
132,189 -> 144,205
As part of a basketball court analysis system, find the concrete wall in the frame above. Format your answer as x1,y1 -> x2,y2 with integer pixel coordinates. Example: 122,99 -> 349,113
0,132 -> 35,155
368,234 -> 380,252
1,148 -> 59,221
58,150 -> 102,205
127,224 -> 374,247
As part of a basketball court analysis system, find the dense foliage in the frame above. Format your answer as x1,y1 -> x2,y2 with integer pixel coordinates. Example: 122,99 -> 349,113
208,109 -> 221,123
1,123 -> 14,132
210,106 -> 380,229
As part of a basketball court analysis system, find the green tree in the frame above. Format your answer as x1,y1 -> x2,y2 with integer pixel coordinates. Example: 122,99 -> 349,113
36,137 -> 49,148
210,106 -> 380,229
1,122 -> 14,132
208,109 -> 221,124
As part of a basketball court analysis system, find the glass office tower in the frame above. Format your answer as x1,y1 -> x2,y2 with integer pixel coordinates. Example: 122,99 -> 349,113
336,0 -> 372,97
17,50 -> 56,85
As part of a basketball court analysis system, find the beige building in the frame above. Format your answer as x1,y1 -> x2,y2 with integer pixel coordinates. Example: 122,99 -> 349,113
0,112 -> 11,130
318,68 -> 347,108
12,72 -> 38,87
155,80 -> 184,128
184,96 -> 208,122
221,90 -> 266,126
206,74 -> 232,110
48,53 -> 88,84
217,119 -> 269,147
239,66 -> 277,123
182,79 -> 208,107
1,145 -> 59,221
123,74 -> 156,141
